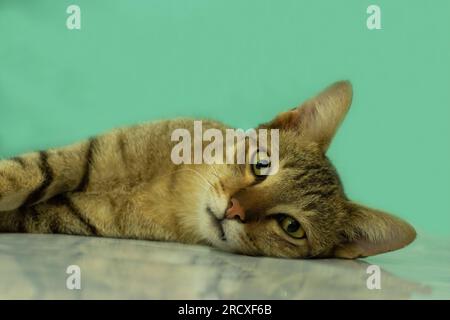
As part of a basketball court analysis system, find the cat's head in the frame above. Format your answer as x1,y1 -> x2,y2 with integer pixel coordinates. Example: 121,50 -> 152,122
186,81 -> 416,259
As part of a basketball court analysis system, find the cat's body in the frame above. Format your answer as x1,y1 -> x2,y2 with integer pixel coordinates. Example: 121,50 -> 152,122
0,119 -> 226,244
0,81 -> 416,258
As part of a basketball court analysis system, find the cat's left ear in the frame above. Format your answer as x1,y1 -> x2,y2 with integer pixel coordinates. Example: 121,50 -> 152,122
334,203 -> 417,259
260,80 -> 353,151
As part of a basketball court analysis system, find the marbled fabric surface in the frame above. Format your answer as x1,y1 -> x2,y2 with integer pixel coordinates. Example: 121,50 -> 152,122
0,233 -> 448,299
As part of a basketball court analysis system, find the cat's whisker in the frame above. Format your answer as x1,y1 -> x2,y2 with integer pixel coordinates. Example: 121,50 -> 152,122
179,168 -> 216,189
152,168 -> 212,193
210,166 -> 222,181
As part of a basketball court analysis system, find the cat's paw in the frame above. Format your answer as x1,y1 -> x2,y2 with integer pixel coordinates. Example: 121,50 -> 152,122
0,157 -> 38,211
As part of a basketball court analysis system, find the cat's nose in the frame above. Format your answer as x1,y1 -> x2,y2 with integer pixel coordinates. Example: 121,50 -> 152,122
225,198 -> 245,222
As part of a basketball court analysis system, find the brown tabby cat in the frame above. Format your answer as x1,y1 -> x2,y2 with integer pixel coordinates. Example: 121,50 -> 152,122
0,81 -> 416,258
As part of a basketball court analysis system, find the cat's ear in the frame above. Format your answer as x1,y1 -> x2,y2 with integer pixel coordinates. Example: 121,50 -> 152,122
260,80 -> 352,151
334,203 -> 417,259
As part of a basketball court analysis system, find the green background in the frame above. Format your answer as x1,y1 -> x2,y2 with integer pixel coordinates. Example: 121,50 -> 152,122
0,0 -> 449,235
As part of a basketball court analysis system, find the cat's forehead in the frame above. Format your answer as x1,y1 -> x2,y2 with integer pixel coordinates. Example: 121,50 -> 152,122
278,134 -> 332,170
275,137 -> 346,206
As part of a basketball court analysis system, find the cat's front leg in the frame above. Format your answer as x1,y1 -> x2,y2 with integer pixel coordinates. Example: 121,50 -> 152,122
0,153 -> 47,211
0,141 -> 91,211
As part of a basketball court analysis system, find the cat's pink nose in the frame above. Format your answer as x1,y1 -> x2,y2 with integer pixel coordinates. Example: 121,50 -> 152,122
225,198 -> 245,221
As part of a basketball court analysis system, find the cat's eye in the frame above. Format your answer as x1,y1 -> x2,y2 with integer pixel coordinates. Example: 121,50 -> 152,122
251,152 -> 271,177
277,215 -> 306,239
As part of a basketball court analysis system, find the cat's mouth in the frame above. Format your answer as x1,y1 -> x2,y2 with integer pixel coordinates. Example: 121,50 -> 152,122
206,206 -> 226,241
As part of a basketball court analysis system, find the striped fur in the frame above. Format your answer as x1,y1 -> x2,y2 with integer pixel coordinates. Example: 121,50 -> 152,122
0,81 -> 416,258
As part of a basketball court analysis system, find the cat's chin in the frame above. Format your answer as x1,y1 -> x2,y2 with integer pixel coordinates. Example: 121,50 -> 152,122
201,216 -> 231,250
197,207 -> 245,253
207,221 -> 249,254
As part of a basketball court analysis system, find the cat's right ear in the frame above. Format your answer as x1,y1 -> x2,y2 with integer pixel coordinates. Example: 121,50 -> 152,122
259,81 -> 353,151
334,203 -> 417,259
